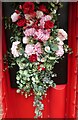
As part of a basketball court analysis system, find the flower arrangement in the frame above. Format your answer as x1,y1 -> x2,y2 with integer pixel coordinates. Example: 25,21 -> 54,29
4,2 -> 70,118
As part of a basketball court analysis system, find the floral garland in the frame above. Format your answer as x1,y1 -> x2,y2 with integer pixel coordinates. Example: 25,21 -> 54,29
4,2 -> 70,118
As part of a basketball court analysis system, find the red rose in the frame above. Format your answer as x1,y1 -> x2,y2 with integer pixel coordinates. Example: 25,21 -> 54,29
38,64 -> 46,71
29,54 -> 37,62
23,2 -> 34,14
42,67 -> 46,71
30,11 -> 36,18
39,4 -> 48,13
44,20 -> 54,29
17,19 -> 26,27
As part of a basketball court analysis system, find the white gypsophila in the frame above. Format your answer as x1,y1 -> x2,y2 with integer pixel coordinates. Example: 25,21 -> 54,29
45,46 -> 50,52
11,41 -> 21,57
11,12 -> 19,22
36,10 -> 44,19
22,36 -> 29,44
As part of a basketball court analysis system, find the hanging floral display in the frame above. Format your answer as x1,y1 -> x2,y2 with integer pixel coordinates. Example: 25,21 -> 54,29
4,2 -> 70,118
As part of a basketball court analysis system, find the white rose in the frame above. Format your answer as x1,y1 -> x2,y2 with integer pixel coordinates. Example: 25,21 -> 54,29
11,12 -> 19,22
45,46 -> 50,52
36,10 -> 44,19
22,36 -> 29,44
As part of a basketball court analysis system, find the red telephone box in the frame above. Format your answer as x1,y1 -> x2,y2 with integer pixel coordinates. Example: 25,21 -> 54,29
1,2 -> 78,119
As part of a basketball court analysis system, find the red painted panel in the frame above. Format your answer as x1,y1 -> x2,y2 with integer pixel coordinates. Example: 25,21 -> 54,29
49,85 -> 66,118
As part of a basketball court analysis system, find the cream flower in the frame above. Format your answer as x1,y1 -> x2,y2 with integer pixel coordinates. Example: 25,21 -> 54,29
45,46 -> 50,52
25,14 -> 31,20
36,10 -> 44,19
41,58 -> 46,62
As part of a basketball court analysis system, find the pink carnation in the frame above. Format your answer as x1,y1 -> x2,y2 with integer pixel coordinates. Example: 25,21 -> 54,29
23,28 -> 36,37
34,42 -> 42,55
25,44 -> 35,56
35,29 -> 50,42
25,43 -> 42,56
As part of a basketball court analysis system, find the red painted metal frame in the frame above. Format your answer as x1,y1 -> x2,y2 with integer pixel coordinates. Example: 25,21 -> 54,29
65,2 -> 78,118
0,1 -> 2,119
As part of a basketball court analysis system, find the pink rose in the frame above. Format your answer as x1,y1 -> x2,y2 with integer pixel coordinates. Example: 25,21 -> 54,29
58,29 -> 67,41
25,44 -> 35,56
35,29 -> 50,42
11,12 -> 19,22
56,46 -> 64,57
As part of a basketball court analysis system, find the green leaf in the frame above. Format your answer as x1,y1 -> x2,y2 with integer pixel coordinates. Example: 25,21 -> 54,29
48,57 -> 56,60
51,44 -> 59,51
24,70 -> 28,75
16,76 -> 20,80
